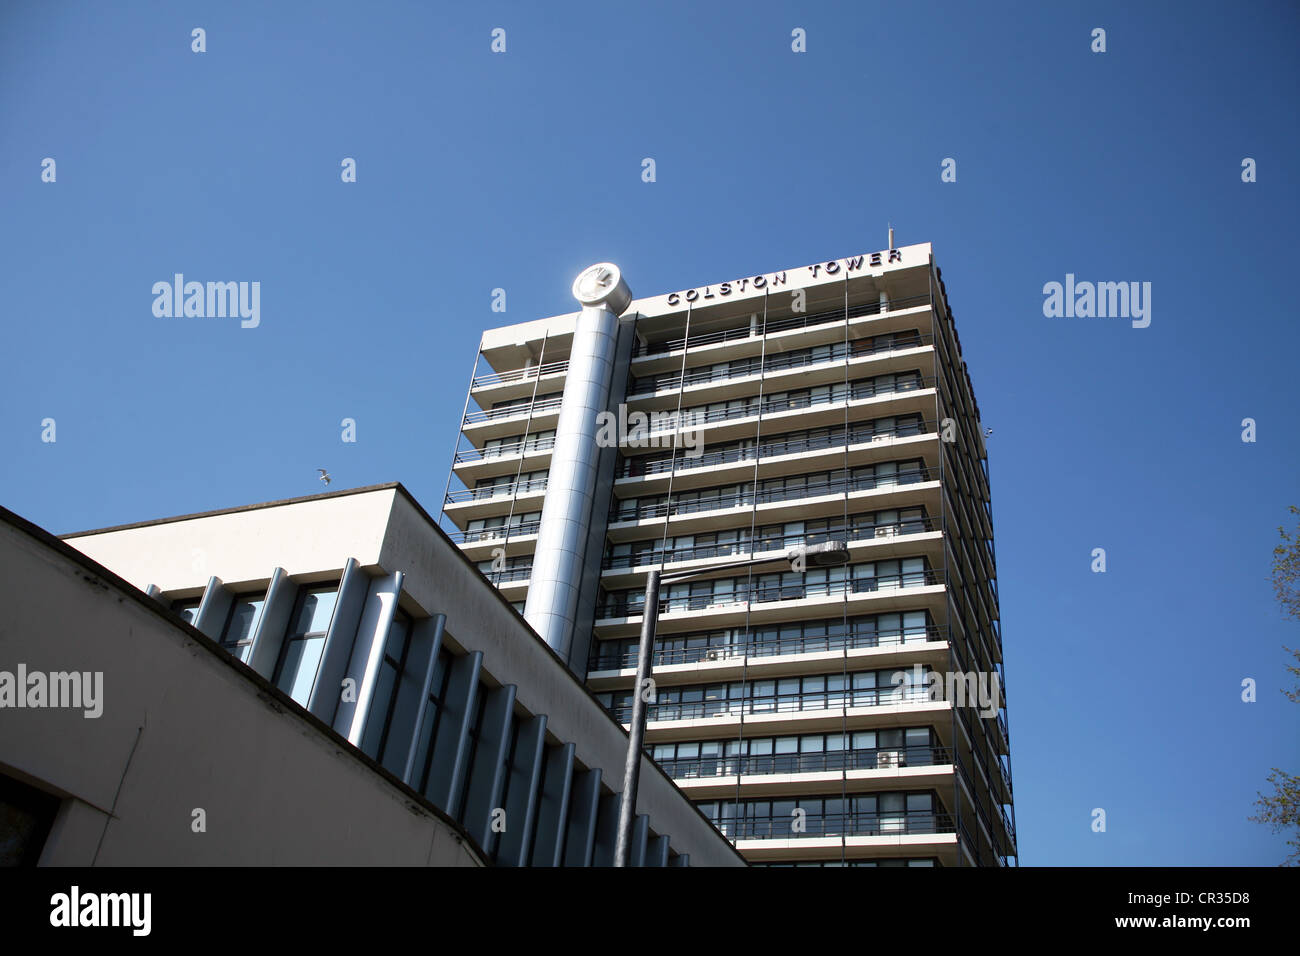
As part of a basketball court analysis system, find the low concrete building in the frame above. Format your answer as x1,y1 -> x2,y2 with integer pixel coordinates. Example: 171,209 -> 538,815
0,484 -> 743,867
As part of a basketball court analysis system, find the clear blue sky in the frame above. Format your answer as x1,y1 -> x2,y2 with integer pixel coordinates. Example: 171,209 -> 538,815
2,1 -> 1297,866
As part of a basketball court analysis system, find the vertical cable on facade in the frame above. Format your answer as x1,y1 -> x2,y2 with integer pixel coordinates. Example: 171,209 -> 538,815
732,293 -> 770,840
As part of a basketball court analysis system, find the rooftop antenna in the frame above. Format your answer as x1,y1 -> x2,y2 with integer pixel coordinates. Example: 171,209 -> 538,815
888,223 -> 895,249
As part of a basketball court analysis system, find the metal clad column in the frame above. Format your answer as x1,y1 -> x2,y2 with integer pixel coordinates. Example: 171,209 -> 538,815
568,318 -> 637,672
247,567 -> 297,680
591,790 -> 622,867
335,571 -> 405,743
423,650 -> 483,814
306,558 -> 370,723
648,833 -> 671,867
561,768 -> 602,867
495,714 -> 548,867
192,576 -> 232,639
525,263 -> 632,666
629,814 -> 649,868
460,683 -> 518,848
399,614 -> 447,785
530,742 -> 576,867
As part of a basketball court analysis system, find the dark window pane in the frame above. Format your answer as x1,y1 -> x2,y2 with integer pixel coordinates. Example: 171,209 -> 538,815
0,775 -> 59,867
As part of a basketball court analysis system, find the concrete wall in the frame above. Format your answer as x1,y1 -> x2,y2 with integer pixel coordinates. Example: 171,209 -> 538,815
478,242 -> 935,347
380,490 -> 743,866
1,512 -> 484,866
65,488 -> 397,594
59,485 -> 745,867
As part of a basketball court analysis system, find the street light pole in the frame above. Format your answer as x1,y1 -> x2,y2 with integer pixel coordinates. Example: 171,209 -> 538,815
613,539 -> 848,866
613,568 -> 658,868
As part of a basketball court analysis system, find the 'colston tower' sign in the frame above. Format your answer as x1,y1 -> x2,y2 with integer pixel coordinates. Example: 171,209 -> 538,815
665,247 -> 905,306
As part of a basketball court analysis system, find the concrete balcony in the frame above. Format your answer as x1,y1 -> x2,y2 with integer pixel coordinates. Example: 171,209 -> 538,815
630,292 -> 935,372
737,830 -> 960,865
442,481 -> 548,521
613,428 -> 941,496
598,523 -> 944,591
626,342 -> 936,407
620,386 -> 939,455
468,359 -> 569,406
451,437 -> 555,484
726,807 -> 959,864
594,570 -> 949,640
606,474 -> 941,542
460,396 -> 563,441
447,526 -> 540,562
587,634 -> 950,691
633,696 -> 954,744
669,747 -> 958,800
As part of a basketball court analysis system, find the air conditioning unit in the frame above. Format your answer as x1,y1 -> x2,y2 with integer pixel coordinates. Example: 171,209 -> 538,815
876,750 -> 905,769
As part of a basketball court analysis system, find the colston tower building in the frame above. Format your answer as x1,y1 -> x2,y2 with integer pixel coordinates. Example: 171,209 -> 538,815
441,241 -> 1016,867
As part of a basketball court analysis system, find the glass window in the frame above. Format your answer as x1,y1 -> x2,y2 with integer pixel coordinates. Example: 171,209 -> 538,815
274,586 -> 339,706
170,598 -> 202,626
218,594 -> 264,663
0,773 -> 60,866
363,610 -> 415,767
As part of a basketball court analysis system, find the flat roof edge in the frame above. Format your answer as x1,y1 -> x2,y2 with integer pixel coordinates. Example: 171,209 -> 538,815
58,482 -> 407,539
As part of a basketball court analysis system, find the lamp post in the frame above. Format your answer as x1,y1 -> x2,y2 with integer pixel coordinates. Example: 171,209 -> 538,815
613,539 -> 849,866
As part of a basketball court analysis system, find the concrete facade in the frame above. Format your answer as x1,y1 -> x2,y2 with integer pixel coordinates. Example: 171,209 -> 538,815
0,486 -> 744,867
0,508 -> 481,866
444,243 -> 1016,866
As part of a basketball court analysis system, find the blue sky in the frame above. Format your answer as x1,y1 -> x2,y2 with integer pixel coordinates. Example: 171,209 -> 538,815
2,1 -> 1297,865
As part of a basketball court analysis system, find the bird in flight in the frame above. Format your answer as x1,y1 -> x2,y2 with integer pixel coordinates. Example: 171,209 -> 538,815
317,468 -> 331,485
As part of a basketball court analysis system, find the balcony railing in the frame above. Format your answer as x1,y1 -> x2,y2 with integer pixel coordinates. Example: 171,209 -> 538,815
1000,805 -> 1017,849
633,292 -> 934,358
997,753 -> 1013,797
627,376 -> 931,438
716,808 -> 955,841
462,396 -> 563,426
958,818 -> 980,862
444,477 -> 548,505
631,333 -> 933,395
610,466 -> 933,523
589,624 -> 946,671
482,566 -> 532,585
453,436 -> 556,464
659,744 -> 951,781
602,516 -> 936,572
599,568 -> 945,619
611,685 -> 936,723
618,419 -> 933,479
471,359 -> 568,390
951,749 -> 1016,855
445,518 -> 543,545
